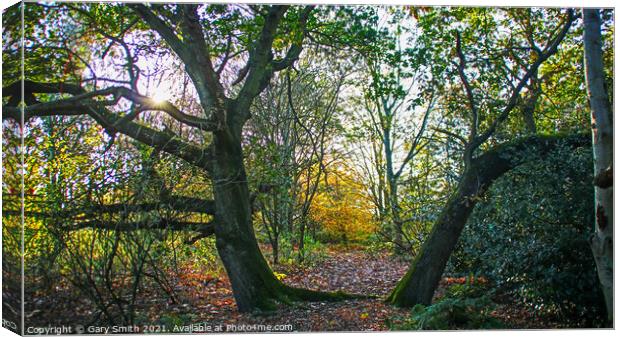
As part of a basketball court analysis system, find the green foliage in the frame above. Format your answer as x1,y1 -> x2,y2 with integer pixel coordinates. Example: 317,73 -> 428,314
182,237 -> 224,277
276,233 -> 328,267
390,282 -> 503,330
363,236 -> 394,257
299,236 -> 329,266
154,312 -> 199,328
448,145 -> 606,325
414,8 -> 581,146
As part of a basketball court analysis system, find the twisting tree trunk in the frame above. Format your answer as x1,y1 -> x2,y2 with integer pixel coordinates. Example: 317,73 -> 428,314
583,8 -> 613,322
134,4 -> 358,312
387,167 -> 480,306
387,134 -> 590,307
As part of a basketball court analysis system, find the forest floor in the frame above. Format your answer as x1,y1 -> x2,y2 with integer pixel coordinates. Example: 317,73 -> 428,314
27,246 -> 571,331
152,246 -> 570,331
150,246 -> 411,331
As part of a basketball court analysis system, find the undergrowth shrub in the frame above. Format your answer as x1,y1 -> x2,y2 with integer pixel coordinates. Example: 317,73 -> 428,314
298,235 -> 329,265
447,146 -> 606,326
362,234 -> 393,257
390,282 -> 503,330
184,237 -> 224,277
276,233 -> 329,267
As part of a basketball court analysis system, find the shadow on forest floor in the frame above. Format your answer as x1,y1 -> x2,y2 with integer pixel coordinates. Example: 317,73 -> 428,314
25,247 -> 573,331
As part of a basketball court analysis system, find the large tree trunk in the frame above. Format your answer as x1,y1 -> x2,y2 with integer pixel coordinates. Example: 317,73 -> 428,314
583,8 -> 613,322
387,168 -> 483,306
211,128 -> 284,312
211,119 -> 356,312
387,134 -> 590,307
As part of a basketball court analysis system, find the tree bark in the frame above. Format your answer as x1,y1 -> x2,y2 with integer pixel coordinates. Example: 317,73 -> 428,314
521,70 -> 540,134
388,179 -> 405,254
387,168 -> 481,306
210,109 -> 358,312
272,234 -> 279,265
210,118 -> 282,311
387,134 -> 590,307
383,130 -> 405,255
583,8 -> 613,322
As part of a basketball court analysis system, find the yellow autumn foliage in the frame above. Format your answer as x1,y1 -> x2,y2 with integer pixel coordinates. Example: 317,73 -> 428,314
308,162 -> 377,243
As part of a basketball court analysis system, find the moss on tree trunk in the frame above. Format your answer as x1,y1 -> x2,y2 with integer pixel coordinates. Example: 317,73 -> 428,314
212,127 -> 362,312
387,169 -> 481,306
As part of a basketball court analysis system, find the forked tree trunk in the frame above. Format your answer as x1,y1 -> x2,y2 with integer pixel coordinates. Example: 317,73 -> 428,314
387,134 -> 590,307
583,8 -> 613,322
521,70 -> 540,134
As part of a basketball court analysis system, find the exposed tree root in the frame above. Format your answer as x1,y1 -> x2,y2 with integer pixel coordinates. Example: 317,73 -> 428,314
249,283 -> 374,313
